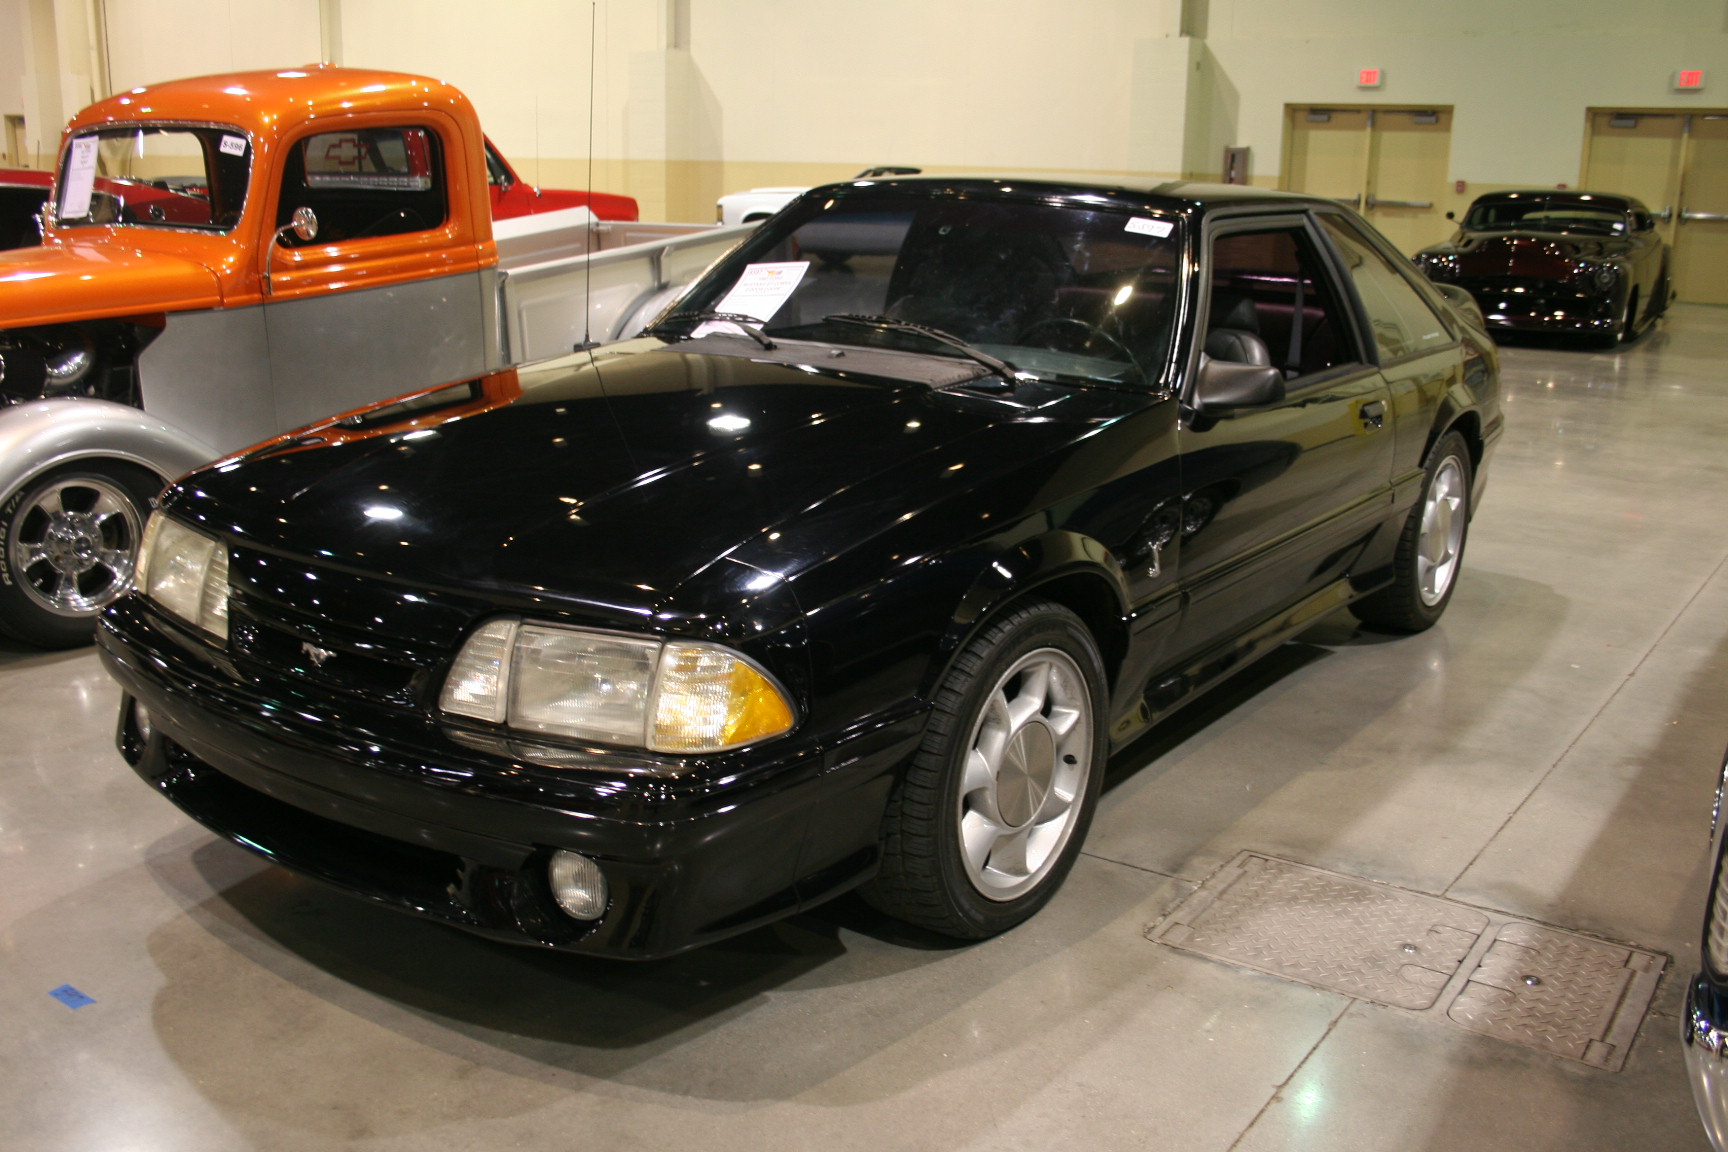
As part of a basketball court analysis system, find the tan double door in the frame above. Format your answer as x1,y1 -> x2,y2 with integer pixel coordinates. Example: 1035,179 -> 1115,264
1283,106 -> 1454,255
1583,110 -> 1728,304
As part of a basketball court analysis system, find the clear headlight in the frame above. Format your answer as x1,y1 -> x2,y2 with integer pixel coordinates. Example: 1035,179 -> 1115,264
439,618 -> 795,755
136,512 -> 230,640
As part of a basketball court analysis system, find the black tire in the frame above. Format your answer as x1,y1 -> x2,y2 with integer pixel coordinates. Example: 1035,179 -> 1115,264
862,600 -> 1108,939
0,461 -> 160,648
1618,289 -> 1640,344
1351,431 -> 1472,634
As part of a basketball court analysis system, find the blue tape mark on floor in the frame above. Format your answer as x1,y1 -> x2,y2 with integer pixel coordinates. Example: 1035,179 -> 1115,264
49,985 -> 95,1010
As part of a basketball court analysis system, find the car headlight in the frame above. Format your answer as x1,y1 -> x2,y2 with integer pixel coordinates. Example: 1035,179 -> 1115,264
135,511 -> 230,640
439,618 -> 795,754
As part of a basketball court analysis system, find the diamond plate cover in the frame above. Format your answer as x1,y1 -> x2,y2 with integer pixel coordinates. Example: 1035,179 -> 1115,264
1149,854 -> 1489,1009
1149,852 -> 1667,1070
1447,921 -> 1663,1071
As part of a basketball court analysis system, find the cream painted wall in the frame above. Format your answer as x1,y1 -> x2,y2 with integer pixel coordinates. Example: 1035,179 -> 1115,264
4,0 -> 1726,217
1204,0 -> 1728,187
104,0 -> 321,93
0,0 -> 28,162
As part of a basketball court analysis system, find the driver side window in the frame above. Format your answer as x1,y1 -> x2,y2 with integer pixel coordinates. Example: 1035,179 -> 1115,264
1204,225 -> 1355,379
276,125 -> 448,245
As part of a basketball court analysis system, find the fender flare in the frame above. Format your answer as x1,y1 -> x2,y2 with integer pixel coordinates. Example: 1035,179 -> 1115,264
935,529 -> 1133,694
0,398 -> 217,503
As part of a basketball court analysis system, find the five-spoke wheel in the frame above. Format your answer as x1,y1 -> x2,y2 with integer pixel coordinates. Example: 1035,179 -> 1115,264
864,600 -> 1107,938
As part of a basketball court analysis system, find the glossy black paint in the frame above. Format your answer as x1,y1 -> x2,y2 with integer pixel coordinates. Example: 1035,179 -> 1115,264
1413,190 -> 1670,341
99,176 -> 1504,958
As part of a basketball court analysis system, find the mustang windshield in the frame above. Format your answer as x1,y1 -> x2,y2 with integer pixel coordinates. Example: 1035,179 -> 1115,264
1462,198 -> 1628,236
657,192 -> 1182,387
55,125 -> 250,233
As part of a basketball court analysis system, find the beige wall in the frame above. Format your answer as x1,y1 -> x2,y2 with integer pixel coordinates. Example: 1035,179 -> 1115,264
3,0 -> 1726,216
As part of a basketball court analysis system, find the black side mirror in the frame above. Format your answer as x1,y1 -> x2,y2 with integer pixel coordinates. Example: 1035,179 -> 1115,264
1193,355 -> 1285,415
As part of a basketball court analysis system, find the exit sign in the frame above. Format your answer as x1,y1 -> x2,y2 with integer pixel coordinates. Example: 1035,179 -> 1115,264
1358,68 -> 1383,88
1676,69 -> 1706,91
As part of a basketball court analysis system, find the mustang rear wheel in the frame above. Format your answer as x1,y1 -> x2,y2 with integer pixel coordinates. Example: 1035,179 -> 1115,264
863,600 -> 1107,939
1351,431 -> 1471,634
0,462 -> 159,648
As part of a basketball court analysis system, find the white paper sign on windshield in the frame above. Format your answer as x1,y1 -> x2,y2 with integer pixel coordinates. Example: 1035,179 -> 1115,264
694,261 -> 810,337
62,137 -> 99,219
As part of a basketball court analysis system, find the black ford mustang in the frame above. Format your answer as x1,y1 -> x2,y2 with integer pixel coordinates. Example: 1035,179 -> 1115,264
1413,190 -> 1670,346
99,176 -> 1502,959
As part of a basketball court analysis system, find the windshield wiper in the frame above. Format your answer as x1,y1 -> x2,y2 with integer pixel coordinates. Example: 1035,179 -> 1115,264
652,310 -> 776,351
824,314 -> 1019,381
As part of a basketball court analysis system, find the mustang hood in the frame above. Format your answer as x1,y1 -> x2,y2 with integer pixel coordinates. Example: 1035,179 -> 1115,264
167,344 -> 1060,619
0,240 -> 221,326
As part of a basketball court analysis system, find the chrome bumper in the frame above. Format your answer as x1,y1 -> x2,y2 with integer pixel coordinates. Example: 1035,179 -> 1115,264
1687,972 -> 1728,1152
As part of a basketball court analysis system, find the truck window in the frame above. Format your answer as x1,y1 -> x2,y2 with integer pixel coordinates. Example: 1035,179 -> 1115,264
277,126 -> 447,244
55,125 -> 250,232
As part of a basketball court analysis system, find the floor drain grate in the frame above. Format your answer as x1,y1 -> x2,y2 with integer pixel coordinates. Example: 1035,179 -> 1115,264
1148,852 -> 1666,1071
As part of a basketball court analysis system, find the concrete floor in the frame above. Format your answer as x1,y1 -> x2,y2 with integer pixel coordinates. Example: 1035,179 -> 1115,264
3,306 -> 1726,1152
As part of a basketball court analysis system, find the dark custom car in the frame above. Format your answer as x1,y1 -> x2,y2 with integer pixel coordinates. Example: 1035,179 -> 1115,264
98,176 -> 1503,959
1413,190 -> 1669,346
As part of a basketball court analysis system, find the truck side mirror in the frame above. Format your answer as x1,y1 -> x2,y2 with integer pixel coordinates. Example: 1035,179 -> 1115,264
264,208 -> 319,298
281,206 -> 319,244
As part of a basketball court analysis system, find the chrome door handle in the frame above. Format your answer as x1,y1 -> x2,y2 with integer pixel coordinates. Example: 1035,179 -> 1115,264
1366,196 -> 1434,209
1332,195 -> 1361,208
1360,400 -> 1386,430
1654,207 -> 1674,221
1680,209 -> 1728,222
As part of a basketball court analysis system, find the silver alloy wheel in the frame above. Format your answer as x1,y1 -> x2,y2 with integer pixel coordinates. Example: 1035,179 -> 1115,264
8,475 -> 145,617
957,646 -> 1095,901
1417,455 -> 1466,607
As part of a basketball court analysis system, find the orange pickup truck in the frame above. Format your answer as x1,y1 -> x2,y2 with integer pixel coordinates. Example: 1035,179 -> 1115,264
0,65 -> 747,645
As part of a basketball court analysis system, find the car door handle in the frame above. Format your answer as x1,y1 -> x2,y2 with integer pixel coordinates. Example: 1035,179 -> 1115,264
1366,196 -> 1434,210
1680,209 -> 1728,223
1359,400 -> 1386,430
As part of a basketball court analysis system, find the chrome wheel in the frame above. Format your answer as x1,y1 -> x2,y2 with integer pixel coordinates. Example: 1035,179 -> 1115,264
7,474 -> 145,617
1417,455 -> 1466,607
957,647 -> 1095,901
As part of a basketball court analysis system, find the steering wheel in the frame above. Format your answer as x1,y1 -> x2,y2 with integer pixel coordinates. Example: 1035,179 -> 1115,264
352,209 -> 428,239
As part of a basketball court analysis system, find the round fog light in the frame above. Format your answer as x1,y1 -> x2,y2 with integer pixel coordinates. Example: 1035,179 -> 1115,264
548,850 -> 608,921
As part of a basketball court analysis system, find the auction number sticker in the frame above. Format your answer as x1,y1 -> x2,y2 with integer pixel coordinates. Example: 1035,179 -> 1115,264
1125,217 -> 1174,238
695,261 -> 810,336
219,134 -> 248,157
61,137 -> 99,219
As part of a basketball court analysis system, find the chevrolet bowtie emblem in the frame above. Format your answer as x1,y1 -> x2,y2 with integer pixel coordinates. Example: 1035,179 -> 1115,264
301,642 -> 336,667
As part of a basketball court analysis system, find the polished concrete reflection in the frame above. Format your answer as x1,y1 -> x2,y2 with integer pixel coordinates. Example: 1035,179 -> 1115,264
4,308 -> 1726,1150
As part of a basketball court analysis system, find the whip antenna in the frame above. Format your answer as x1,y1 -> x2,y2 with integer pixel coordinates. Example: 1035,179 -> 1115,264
576,0 -> 598,353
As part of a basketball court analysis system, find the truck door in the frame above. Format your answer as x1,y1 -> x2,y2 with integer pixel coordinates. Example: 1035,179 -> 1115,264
1169,215 -> 1395,663
263,121 -> 491,429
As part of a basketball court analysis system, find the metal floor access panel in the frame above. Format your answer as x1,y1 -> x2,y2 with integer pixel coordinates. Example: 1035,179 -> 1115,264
1149,852 -> 1665,1071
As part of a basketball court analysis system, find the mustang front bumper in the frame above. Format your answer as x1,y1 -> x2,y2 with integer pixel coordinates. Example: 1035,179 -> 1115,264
1687,972 -> 1728,1151
98,597 -> 920,960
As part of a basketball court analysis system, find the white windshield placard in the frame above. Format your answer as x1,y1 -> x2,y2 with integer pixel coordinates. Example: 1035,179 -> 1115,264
694,261 -> 810,336
219,134 -> 247,157
62,136 -> 99,219
1125,217 -> 1174,238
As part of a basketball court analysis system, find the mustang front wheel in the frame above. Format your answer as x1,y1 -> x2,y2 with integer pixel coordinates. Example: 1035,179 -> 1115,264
863,600 -> 1107,939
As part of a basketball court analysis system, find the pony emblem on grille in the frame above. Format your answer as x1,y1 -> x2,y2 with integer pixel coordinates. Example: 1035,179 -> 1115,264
301,642 -> 336,667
